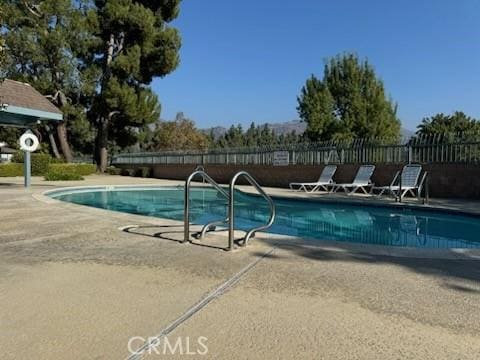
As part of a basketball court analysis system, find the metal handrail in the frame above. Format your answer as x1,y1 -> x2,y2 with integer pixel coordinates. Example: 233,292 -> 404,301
419,171 -> 429,204
184,170 -> 229,243
228,171 -> 276,250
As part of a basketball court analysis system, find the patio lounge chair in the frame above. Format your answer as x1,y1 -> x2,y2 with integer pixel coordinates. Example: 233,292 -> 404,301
289,165 -> 337,193
372,164 -> 426,200
329,165 -> 375,195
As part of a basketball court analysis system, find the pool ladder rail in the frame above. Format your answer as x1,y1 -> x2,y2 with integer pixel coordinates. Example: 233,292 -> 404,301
184,169 -> 276,251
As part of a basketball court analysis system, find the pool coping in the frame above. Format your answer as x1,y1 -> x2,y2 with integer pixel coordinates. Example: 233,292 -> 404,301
37,184 -> 480,260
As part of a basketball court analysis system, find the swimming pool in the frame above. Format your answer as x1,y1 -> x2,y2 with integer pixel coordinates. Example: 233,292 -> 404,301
48,186 -> 480,249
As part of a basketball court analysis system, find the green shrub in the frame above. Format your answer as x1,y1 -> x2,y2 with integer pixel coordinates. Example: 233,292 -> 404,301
44,171 -> 84,181
0,163 -> 24,177
135,167 -> 151,178
120,168 -> 134,176
50,157 -> 66,164
48,163 -> 96,176
11,151 -> 23,163
106,166 -> 121,175
12,152 -> 52,175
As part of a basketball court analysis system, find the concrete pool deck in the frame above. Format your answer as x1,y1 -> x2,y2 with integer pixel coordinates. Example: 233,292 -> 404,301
1,175 -> 480,359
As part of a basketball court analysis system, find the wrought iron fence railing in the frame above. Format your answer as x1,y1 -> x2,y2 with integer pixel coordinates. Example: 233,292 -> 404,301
112,139 -> 480,166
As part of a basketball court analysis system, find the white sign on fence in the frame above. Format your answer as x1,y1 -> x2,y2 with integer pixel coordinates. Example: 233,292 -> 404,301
273,151 -> 289,166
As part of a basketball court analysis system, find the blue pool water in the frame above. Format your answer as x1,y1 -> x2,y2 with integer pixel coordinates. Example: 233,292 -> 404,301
49,186 -> 480,249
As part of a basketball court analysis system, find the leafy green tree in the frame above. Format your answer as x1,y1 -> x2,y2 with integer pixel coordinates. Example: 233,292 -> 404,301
297,53 -> 400,141
90,0 -> 182,171
297,76 -> 336,141
0,127 -> 20,148
148,113 -> 208,150
1,0 -> 97,160
416,111 -> 479,136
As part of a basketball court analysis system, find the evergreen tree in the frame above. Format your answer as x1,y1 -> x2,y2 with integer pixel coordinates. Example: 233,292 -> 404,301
89,0 -> 182,171
258,124 -> 275,146
218,124 -> 245,148
245,122 -> 258,147
297,53 -> 400,141
211,122 -> 302,149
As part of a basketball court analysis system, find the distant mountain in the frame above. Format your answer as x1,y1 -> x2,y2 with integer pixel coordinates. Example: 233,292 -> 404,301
266,120 -> 306,135
401,127 -> 415,140
203,126 -> 228,140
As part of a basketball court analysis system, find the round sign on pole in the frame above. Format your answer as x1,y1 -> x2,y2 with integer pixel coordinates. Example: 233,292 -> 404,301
19,132 -> 39,152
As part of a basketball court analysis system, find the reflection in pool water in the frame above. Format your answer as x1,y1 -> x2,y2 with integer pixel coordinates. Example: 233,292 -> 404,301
50,187 -> 480,249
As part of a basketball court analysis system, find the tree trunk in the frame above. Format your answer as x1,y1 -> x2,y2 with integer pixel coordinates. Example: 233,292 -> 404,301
96,118 -> 108,172
57,122 -> 73,162
94,33 -> 116,172
45,124 -> 61,159
47,91 -> 74,162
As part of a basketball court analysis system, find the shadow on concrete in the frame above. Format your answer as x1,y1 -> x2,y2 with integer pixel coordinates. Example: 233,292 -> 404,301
260,240 -> 480,293
0,183 -> 17,187
123,225 -> 184,244
123,225 -> 230,251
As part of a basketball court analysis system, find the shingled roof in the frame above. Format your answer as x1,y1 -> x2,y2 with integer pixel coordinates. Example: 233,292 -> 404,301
0,79 -> 62,126
0,79 -> 62,115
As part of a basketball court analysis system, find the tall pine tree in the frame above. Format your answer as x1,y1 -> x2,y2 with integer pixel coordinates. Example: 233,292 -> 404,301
90,0 -> 181,171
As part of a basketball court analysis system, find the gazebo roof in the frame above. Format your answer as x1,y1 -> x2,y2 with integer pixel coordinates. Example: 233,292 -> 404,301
0,79 -> 63,127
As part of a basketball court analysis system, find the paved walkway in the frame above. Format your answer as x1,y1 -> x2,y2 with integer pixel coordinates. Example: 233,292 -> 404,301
1,175 -> 479,359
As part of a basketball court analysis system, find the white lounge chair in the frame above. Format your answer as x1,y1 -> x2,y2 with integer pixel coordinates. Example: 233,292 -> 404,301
289,165 -> 337,193
329,165 -> 375,195
372,164 -> 426,200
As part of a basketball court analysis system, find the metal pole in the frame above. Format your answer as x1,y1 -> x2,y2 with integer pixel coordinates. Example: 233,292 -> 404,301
183,176 -> 190,243
228,182 -> 235,251
24,150 -> 31,188
398,170 -> 402,203
423,174 -> 430,205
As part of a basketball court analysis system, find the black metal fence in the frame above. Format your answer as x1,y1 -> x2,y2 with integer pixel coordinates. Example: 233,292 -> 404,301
112,134 -> 480,166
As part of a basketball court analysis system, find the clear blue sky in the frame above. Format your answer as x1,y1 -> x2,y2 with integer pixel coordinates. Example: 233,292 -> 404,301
152,0 -> 480,130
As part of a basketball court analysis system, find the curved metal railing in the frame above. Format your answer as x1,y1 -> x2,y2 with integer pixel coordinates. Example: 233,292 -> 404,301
228,171 -> 276,250
184,170 -> 276,250
184,170 -> 229,243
